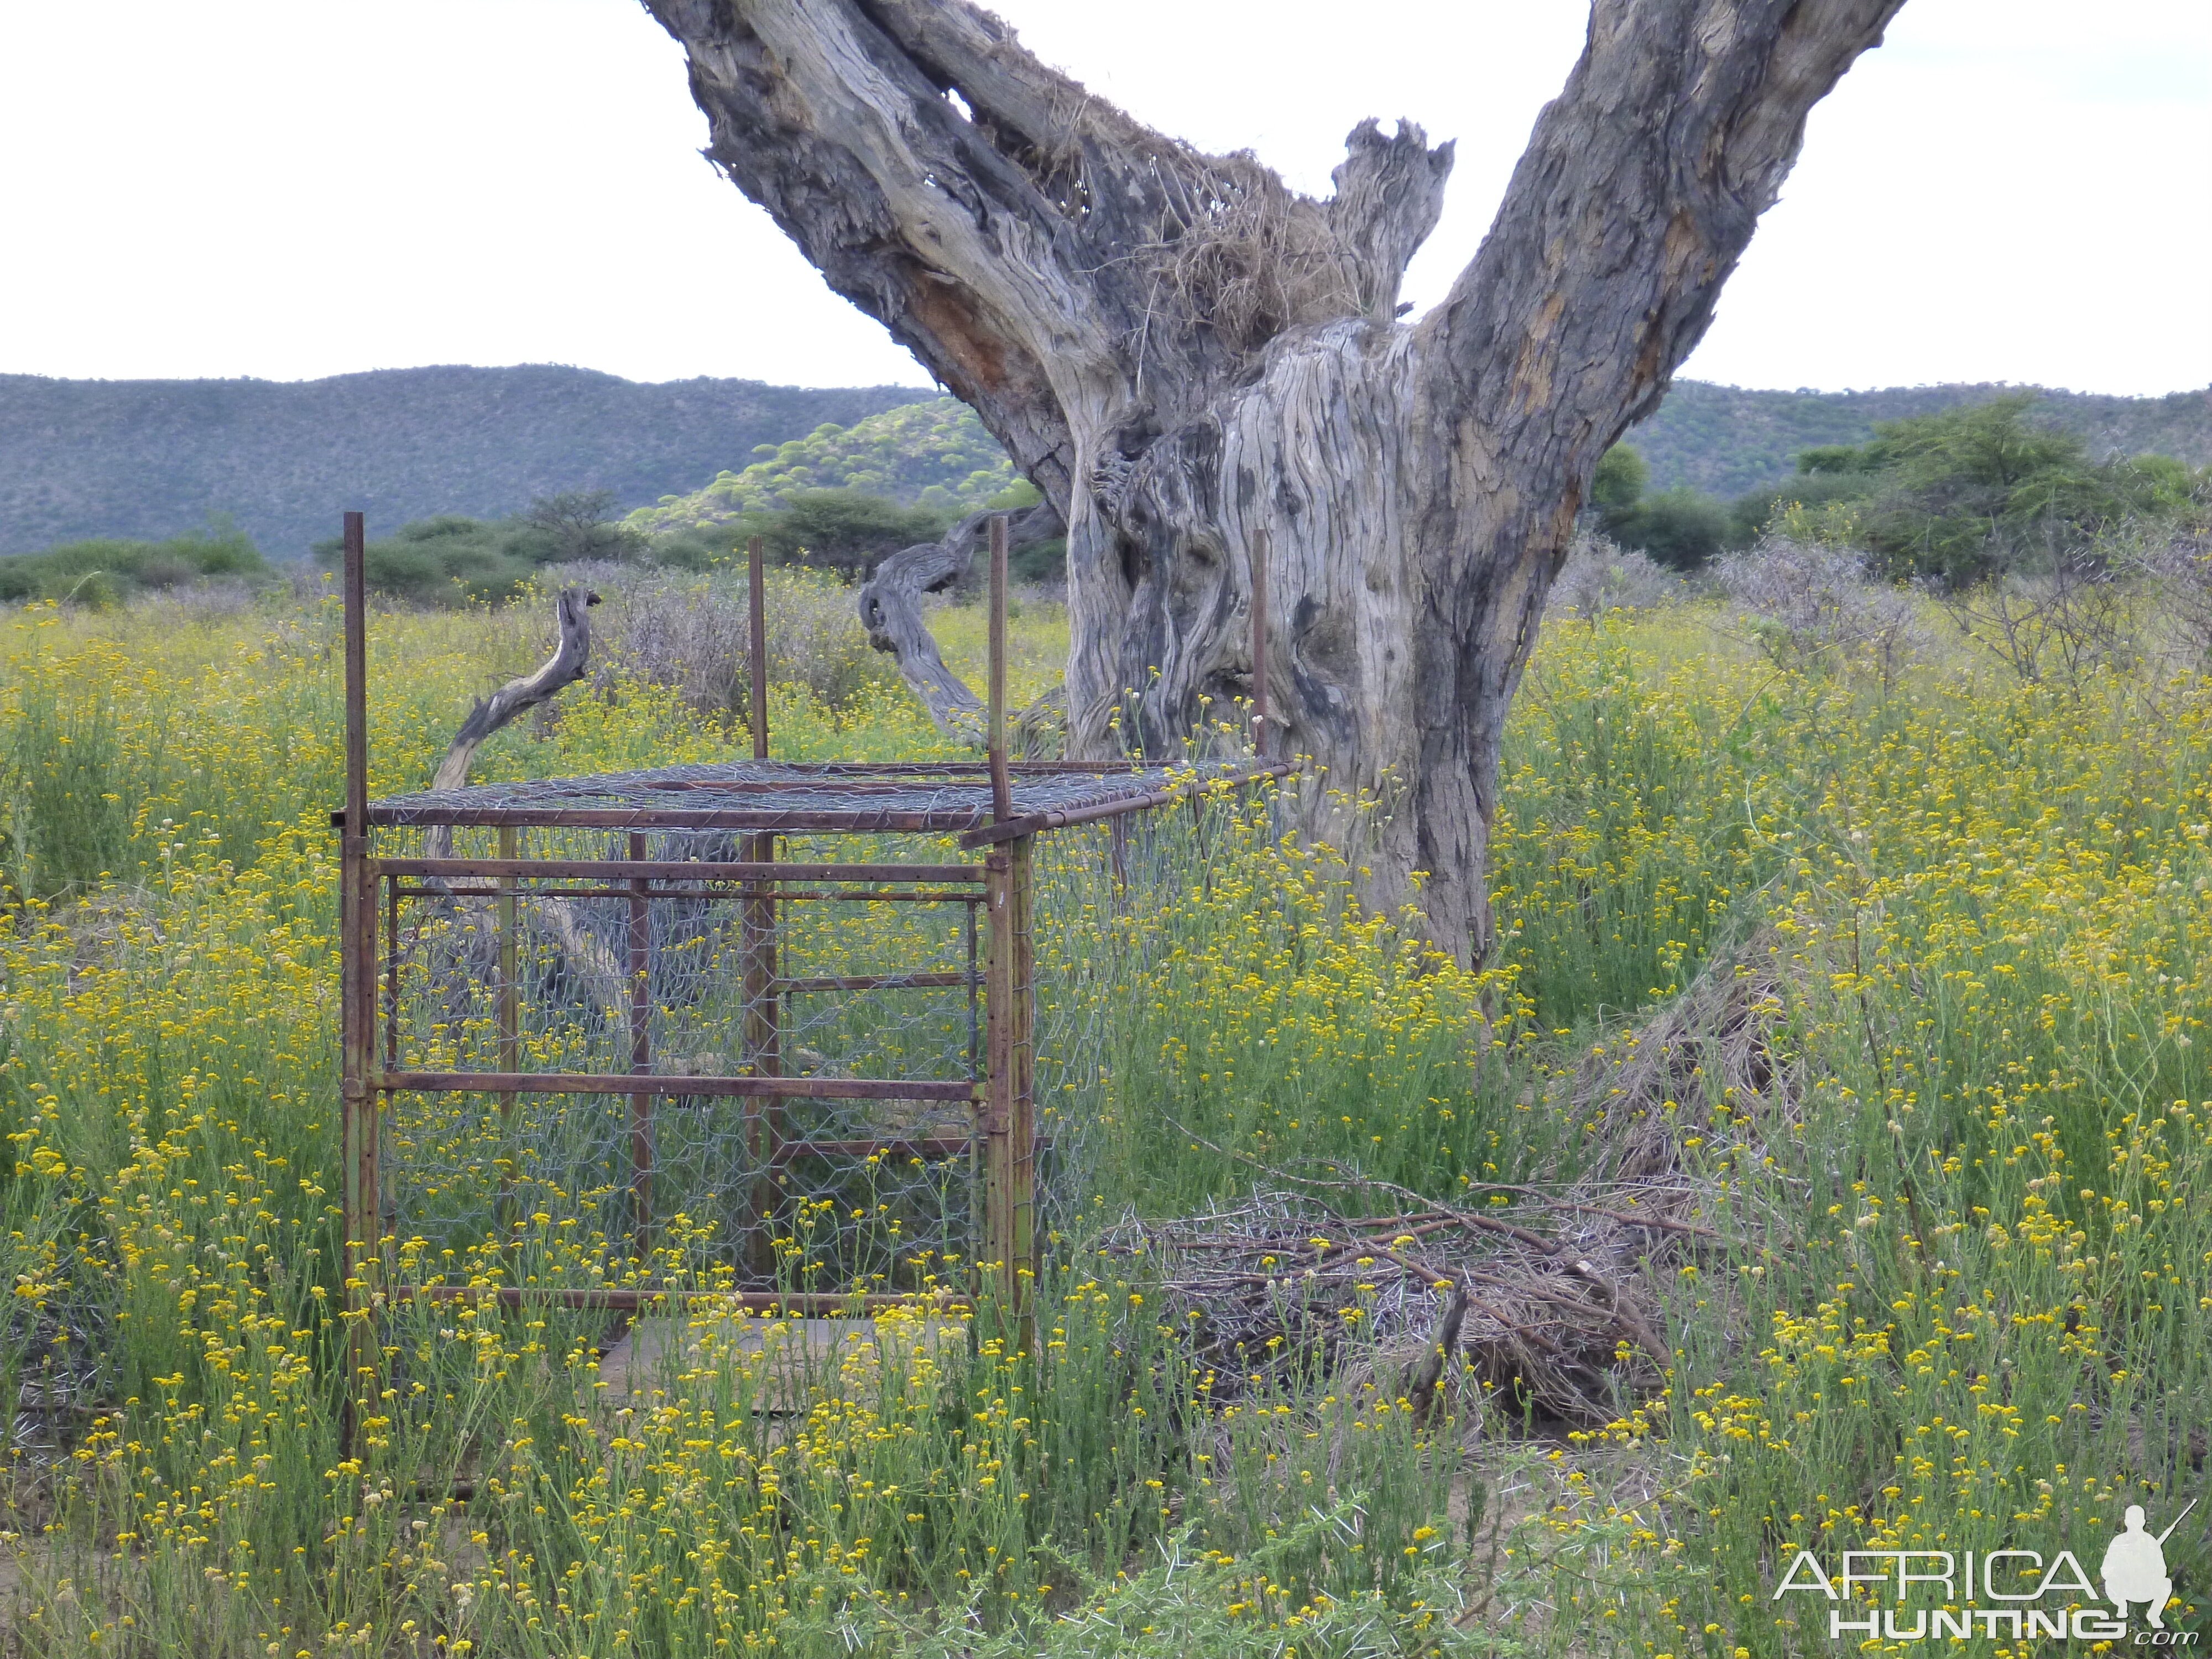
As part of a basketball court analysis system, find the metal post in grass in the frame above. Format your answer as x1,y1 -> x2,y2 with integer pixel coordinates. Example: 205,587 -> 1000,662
982,515 -> 1035,1317
497,823 -> 519,1262
748,533 -> 770,764
337,509 -> 377,1459
628,830 -> 654,1265
1250,526 -> 1270,761
988,516 -> 1012,823
742,534 -> 781,1274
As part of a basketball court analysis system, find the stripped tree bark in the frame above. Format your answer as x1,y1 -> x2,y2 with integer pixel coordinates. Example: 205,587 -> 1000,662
426,586 -> 601,808
419,586 -> 629,1020
643,0 -> 1905,962
857,499 -> 1060,739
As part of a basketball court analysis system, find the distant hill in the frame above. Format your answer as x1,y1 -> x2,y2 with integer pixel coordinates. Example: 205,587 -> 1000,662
1627,382 -> 2212,499
0,365 -> 934,558
5,366 -> 2203,562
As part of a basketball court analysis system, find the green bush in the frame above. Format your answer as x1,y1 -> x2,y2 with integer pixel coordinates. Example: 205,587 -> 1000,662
310,493 -> 641,604
0,523 -> 269,606
1729,468 -> 1878,545
737,488 -> 954,576
1591,444 -> 1740,569
1750,393 -> 2210,585
627,398 -> 1016,539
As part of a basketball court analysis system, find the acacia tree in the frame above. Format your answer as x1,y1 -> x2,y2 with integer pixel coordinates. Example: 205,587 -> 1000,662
642,0 -> 1905,962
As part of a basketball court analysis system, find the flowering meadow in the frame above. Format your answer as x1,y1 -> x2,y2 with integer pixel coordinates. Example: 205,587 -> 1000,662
0,575 -> 2205,1655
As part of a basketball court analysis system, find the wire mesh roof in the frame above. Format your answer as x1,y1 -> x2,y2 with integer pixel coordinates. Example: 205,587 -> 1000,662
361,758 -> 1282,837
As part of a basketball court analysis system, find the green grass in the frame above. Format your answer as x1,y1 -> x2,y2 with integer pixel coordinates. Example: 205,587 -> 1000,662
0,582 -> 2205,1654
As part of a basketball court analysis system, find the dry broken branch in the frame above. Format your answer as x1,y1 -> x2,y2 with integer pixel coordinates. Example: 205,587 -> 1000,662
422,586 -> 599,859
1107,933 -> 1799,1425
856,503 -> 1057,739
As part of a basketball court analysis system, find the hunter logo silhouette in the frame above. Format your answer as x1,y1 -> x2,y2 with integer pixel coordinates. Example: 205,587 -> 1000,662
2104,1501 -> 2193,1630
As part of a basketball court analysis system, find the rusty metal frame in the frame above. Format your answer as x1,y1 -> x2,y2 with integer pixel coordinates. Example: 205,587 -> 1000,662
336,511 -> 1288,1448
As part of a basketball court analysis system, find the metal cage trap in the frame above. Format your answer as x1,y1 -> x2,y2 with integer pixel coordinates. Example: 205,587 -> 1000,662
332,514 -> 1288,1392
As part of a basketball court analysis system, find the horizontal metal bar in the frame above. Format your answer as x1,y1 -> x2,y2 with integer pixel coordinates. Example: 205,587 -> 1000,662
752,889 -> 983,904
392,1285 -> 958,1313
352,808 -> 973,831
376,858 -> 985,882
771,1135 -> 972,1164
390,885 -> 982,906
778,971 -> 973,993
959,758 -> 1300,847
378,1071 -> 975,1101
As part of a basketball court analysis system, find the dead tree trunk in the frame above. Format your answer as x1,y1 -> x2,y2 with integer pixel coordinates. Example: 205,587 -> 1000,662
644,0 -> 1903,962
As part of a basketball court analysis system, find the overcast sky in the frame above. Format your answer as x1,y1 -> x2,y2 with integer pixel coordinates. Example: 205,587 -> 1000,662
1,1 -> 2204,397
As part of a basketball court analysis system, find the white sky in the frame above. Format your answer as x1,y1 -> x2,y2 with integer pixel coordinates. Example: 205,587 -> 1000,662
1,1 -> 2204,397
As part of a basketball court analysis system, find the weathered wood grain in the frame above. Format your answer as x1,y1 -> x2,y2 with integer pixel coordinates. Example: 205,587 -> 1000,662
642,0 -> 1905,960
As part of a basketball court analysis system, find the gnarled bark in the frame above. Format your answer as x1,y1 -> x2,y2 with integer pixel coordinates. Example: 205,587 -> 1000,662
422,585 -> 599,860
857,499 -> 1060,739
418,587 -> 630,1020
644,0 -> 1905,961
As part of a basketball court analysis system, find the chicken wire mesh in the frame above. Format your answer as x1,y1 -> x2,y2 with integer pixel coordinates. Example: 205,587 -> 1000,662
354,759 -> 1287,1302
369,827 -> 983,1296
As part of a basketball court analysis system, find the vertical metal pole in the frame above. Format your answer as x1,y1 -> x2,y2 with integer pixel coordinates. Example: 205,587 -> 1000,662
748,535 -> 769,763
1008,837 -> 1036,1306
740,870 -> 780,1277
628,831 -> 653,1264
742,535 -> 779,1274
988,515 -> 1011,824
982,512 -> 1020,1318
497,823 -> 519,1256
1249,526 -> 1270,760
983,850 -> 1013,1300
338,510 -> 373,1459
383,880 -> 399,1077
982,838 -> 1036,1322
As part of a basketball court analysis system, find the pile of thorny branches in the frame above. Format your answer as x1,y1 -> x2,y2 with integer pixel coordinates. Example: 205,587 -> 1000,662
1105,934 -> 1801,1428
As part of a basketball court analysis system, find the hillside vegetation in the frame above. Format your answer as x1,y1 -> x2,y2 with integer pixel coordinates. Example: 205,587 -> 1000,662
1627,378 -> 2212,497
0,366 -> 934,557
10,366 -> 2201,565
0,521 -> 269,608
625,398 -> 1016,534
1592,393 -> 2206,575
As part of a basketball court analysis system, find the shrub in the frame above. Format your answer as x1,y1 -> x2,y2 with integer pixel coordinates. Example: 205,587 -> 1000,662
1589,444 -> 1739,570
582,563 -> 883,722
1712,535 -> 1923,680
1937,552 -> 2136,686
706,488 -> 954,579
1610,485 -> 1735,569
0,523 -> 269,606
311,492 -> 639,604
1547,530 -> 1684,624
2131,509 -> 2212,672
1766,393 -> 2208,586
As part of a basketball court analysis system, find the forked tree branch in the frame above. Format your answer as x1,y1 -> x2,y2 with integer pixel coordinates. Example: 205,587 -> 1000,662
422,586 -> 598,860
643,0 -> 1906,960
1426,0 -> 1906,457
430,586 -> 601,794
857,501 -> 1061,739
